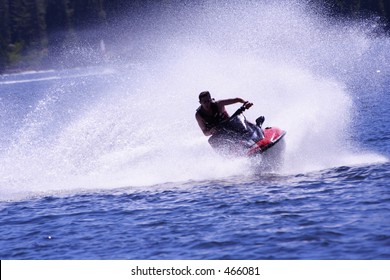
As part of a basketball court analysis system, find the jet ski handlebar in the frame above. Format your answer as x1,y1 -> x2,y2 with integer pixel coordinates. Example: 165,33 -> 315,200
229,102 -> 253,119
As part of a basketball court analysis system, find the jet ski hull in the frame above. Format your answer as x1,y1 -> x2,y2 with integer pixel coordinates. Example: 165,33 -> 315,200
247,127 -> 286,156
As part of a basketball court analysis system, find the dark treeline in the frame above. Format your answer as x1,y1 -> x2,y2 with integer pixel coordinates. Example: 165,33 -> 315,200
316,0 -> 390,27
325,0 -> 389,19
0,0 -> 389,73
0,0 -> 152,72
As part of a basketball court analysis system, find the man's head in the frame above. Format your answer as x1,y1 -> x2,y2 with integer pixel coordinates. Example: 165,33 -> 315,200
199,91 -> 213,109
199,91 -> 211,102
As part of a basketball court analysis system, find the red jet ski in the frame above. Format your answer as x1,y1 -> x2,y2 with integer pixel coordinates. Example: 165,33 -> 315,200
208,104 -> 286,157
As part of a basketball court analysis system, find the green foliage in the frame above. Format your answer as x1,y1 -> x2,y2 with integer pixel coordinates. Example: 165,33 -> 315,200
7,41 -> 24,64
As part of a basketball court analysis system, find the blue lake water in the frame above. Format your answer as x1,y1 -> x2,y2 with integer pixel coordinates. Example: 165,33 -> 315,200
0,1 -> 389,259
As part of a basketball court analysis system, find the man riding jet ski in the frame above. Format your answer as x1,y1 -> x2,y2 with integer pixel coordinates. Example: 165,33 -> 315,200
195,91 -> 285,157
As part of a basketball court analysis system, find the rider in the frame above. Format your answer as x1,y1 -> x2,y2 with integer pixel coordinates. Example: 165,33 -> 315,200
195,91 -> 253,137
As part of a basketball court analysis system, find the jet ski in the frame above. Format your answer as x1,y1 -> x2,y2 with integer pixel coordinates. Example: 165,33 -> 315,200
208,104 -> 286,157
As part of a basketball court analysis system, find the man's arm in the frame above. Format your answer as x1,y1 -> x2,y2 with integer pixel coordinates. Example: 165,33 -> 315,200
218,97 -> 246,106
218,98 -> 253,111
